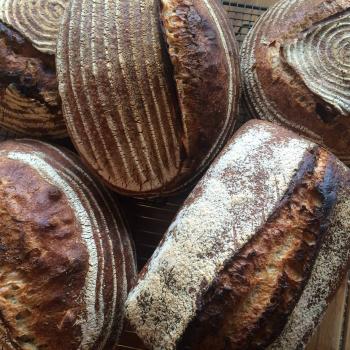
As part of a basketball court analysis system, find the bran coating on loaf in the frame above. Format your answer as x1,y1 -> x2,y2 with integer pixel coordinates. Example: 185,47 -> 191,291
241,0 -> 350,164
179,148 -> 339,350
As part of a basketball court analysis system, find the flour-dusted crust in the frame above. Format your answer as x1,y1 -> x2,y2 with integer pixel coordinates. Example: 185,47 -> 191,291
0,0 -> 68,138
269,161 -> 350,349
0,0 -> 69,55
125,120 -> 350,350
241,0 -> 350,165
56,0 -> 240,196
0,140 -> 136,350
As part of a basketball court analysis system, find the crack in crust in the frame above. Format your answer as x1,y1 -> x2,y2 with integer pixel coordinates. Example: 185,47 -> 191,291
179,148 -> 338,350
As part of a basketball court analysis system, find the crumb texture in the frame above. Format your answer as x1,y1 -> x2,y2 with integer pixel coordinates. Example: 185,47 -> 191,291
125,121 -> 314,349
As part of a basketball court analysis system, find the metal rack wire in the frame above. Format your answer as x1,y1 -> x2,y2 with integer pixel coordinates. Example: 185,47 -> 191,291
221,1 -> 269,45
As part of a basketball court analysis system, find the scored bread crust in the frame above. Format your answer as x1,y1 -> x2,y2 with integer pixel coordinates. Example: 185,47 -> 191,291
56,0 -> 240,196
0,0 -> 68,138
0,140 -> 136,350
125,120 -> 350,350
241,0 -> 350,165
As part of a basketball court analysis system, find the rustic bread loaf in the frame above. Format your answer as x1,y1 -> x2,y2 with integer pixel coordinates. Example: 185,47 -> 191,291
125,120 -> 350,350
0,139 -> 136,350
56,0 -> 240,197
241,0 -> 350,165
0,0 -> 67,138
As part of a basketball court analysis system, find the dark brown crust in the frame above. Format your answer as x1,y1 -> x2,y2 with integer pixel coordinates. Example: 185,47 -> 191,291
0,21 -> 65,138
160,0 -> 239,162
0,157 -> 88,349
179,148 -> 339,350
241,0 -> 350,164
57,0 -> 240,197
0,140 -> 137,350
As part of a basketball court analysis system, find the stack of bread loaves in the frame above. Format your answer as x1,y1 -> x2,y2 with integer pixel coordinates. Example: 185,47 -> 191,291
0,0 -> 349,349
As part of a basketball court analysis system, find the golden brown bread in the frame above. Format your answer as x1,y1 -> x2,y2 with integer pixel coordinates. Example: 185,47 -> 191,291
241,0 -> 350,165
125,121 -> 350,350
0,0 -> 68,138
0,139 -> 136,350
56,0 -> 240,196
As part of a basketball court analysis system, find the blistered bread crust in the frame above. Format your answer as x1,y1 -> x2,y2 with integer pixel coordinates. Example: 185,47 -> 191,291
126,121 -> 350,350
56,0 -> 239,196
180,148 -> 338,349
0,140 -> 136,350
241,0 -> 350,165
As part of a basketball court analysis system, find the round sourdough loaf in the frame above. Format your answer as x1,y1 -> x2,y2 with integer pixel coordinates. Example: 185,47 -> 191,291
241,0 -> 350,165
56,0 -> 240,197
0,139 -> 136,350
125,120 -> 350,350
0,0 -> 68,138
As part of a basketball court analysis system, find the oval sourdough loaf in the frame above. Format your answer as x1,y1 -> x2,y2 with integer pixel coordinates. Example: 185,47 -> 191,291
0,0 -> 68,138
241,0 -> 350,165
0,139 -> 136,350
56,0 -> 240,196
125,120 -> 350,350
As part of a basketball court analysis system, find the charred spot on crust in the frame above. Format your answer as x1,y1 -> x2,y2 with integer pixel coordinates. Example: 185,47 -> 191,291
179,148 -> 339,350
0,21 -> 60,116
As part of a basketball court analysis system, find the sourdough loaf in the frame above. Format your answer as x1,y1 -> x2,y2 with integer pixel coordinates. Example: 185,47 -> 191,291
125,120 -> 350,350
0,0 -> 67,138
56,0 -> 240,196
241,0 -> 350,165
0,139 -> 136,350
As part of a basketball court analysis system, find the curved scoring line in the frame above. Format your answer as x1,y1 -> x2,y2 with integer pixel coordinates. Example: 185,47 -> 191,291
288,24 -> 350,95
113,0 -> 157,186
1,0 -> 66,52
241,0 -> 322,141
4,150 -> 104,348
127,1 -> 166,185
242,1 -> 321,140
38,141 -> 126,348
70,0 -> 109,175
100,0 -> 134,185
145,0 -> 180,176
286,17 -> 350,114
88,0 -> 120,181
322,25 -> 350,76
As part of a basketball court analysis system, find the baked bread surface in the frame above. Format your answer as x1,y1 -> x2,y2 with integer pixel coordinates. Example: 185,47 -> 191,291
0,139 -> 136,350
125,120 -> 350,350
241,0 -> 350,164
56,0 -> 240,196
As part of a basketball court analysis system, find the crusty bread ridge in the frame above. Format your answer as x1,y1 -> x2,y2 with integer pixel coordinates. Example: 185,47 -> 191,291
0,0 -> 68,138
241,0 -> 350,165
0,139 -> 136,350
56,0 -> 240,196
125,120 -> 350,350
